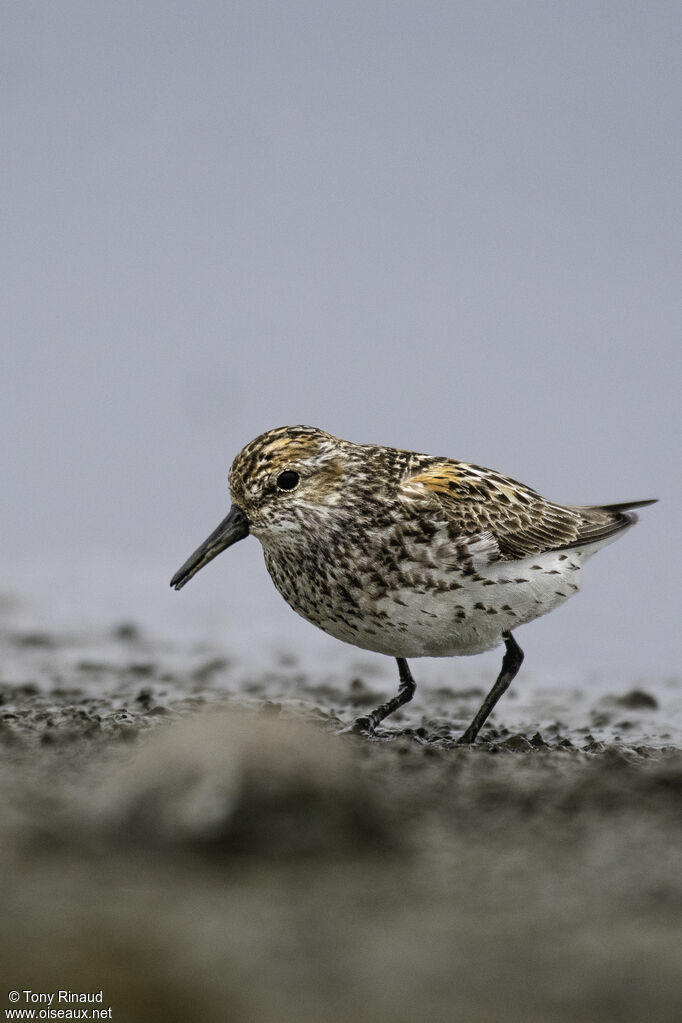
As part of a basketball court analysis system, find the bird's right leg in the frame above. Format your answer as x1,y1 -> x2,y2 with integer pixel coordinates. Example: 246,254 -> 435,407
458,631 -> 524,744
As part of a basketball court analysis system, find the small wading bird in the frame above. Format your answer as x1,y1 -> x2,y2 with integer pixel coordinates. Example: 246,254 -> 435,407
171,426 -> 655,743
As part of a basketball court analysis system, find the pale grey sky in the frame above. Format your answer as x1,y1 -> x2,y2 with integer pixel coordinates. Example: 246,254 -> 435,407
3,2 -> 680,675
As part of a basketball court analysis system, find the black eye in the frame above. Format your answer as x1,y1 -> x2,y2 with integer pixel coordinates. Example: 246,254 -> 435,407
276,470 -> 300,491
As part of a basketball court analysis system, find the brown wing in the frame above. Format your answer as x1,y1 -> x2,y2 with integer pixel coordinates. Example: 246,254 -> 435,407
561,499 -> 657,551
401,460 -> 655,561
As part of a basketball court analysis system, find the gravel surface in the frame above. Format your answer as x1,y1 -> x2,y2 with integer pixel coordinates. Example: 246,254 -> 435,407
1,611 -> 680,1023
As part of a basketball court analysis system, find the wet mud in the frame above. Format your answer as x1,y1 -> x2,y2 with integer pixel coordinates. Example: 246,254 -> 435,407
1,617 -> 681,1022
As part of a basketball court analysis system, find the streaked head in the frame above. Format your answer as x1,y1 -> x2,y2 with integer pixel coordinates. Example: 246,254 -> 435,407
228,425 -> 348,529
170,426 -> 348,590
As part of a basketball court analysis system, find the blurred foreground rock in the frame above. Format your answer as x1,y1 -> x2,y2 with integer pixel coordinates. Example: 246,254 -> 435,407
97,711 -> 396,857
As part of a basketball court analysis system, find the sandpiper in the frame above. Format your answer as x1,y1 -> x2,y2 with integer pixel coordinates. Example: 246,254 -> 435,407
171,426 -> 655,742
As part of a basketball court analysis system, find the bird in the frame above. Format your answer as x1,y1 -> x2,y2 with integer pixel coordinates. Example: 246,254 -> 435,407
170,425 -> 655,743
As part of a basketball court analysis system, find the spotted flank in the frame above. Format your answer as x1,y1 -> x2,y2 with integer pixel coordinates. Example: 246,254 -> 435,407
171,425 -> 656,743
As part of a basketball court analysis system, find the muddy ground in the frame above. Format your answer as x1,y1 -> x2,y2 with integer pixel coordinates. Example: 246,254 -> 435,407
0,612 -> 680,1023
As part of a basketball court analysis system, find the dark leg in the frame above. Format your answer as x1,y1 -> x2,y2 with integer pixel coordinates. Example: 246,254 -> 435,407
458,632 -> 524,744
351,657 -> 416,734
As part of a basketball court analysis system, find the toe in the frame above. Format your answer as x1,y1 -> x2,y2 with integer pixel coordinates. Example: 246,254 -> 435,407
339,715 -> 375,736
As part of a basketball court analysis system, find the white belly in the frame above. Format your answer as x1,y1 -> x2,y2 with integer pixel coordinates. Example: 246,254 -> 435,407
262,525 -> 609,660
310,548 -> 586,658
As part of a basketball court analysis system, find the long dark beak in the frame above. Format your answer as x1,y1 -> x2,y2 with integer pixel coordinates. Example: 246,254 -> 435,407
170,504 -> 250,590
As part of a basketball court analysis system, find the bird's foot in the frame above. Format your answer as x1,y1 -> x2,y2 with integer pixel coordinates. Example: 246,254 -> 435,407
349,712 -> 376,736
456,727 -> 479,745
339,714 -> 377,736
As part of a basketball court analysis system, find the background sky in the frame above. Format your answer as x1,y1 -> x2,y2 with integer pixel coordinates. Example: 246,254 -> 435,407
3,1 -> 680,678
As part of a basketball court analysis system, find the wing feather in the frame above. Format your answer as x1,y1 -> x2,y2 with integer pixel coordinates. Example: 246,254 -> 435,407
402,460 -> 655,561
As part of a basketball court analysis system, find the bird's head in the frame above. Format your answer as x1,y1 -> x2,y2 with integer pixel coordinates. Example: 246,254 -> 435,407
170,426 -> 352,590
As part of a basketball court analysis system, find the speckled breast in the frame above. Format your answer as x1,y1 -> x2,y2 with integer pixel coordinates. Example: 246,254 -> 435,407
262,536 -> 586,659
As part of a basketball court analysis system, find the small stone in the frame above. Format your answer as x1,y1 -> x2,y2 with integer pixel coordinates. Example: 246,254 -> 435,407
613,689 -> 659,710
191,658 -> 229,683
497,734 -> 532,752
112,622 -> 140,642
13,632 -> 56,648
128,663 -> 154,677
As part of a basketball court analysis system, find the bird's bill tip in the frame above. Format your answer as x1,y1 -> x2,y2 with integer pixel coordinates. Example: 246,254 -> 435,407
170,504 -> 250,590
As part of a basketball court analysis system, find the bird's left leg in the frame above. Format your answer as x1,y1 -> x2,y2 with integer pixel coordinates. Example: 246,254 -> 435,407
457,631 -> 524,744
351,657 -> 416,734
